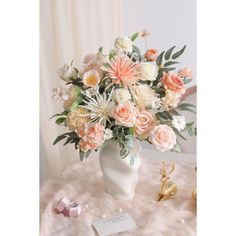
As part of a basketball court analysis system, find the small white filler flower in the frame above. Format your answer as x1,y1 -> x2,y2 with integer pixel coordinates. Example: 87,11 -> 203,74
172,115 -> 186,131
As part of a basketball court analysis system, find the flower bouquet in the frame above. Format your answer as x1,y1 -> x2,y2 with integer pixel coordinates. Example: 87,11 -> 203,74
52,31 -> 196,200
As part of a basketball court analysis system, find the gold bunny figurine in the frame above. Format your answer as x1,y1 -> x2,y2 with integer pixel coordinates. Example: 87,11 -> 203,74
158,161 -> 177,201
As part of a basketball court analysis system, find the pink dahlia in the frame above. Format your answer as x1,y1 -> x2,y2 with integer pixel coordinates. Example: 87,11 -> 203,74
106,56 -> 139,89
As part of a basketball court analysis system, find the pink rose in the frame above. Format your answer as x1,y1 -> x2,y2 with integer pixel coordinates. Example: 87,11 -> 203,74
113,101 -> 136,127
178,68 -> 192,78
161,72 -> 185,94
149,125 -> 176,152
134,110 -> 156,139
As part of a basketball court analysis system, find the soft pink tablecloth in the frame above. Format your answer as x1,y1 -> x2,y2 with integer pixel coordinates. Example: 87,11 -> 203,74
40,153 -> 196,236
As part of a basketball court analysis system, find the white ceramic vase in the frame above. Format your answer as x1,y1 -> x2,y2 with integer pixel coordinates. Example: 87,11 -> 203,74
99,140 -> 142,201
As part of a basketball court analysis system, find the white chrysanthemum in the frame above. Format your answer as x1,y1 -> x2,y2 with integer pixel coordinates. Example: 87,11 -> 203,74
113,88 -> 131,103
52,86 -> 69,102
172,115 -> 186,131
81,90 -> 114,125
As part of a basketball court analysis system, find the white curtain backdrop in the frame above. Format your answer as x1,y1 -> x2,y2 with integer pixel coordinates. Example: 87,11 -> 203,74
40,0 -> 196,183
40,0 -> 123,182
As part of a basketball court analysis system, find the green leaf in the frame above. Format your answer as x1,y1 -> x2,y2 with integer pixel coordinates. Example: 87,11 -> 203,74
109,52 -> 115,61
130,32 -> 139,41
174,143 -> 182,153
70,101 -> 79,111
130,157 -> 135,167
172,45 -> 186,59
179,107 -> 196,114
79,150 -> 85,161
132,45 -> 142,59
156,111 -> 172,120
55,117 -> 66,125
186,121 -> 195,126
183,78 -> 193,84
50,113 -> 61,120
164,61 -> 180,67
156,51 -> 165,66
84,150 -> 91,159
53,135 -> 67,145
178,103 -> 196,109
98,47 -> 103,53
63,137 -> 74,146
173,127 -> 187,141
159,67 -> 176,74
165,46 -> 176,60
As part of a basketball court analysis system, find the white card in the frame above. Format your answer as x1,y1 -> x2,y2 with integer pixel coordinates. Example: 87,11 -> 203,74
92,213 -> 137,236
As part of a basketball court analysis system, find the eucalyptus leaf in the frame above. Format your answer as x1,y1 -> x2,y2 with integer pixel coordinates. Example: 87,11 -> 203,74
84,150 -> 91,158
179,107 -> 196,114
156,51 -> 165,66
130,157 -> 135,167
164,61 -> 180,67
159,67 -> 176,73
172,45 -> 186,59
173,127 -> 187,141
183,78 -> 193,84
132,45 -> 142,59
64,137 -> 74,146
79,150 -> 85,161
165,46 -> 176,60
174,143 -> 182,153
178,103 -> 196,109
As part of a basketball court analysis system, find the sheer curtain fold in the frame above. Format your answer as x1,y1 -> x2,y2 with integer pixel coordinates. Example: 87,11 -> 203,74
40,0 -> 123,182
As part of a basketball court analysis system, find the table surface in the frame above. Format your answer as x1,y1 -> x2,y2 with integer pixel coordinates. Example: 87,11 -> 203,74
40,149 -> 196,236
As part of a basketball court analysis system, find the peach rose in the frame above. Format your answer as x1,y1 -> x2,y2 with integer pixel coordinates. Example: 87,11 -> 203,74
145,49 -> 158,62
161,72 -> 185,94
178,68 -> 192,78
113,101 -> 136,127
149,125 -> 176,152
134,110 -> 156,139
83,69 -> 100,87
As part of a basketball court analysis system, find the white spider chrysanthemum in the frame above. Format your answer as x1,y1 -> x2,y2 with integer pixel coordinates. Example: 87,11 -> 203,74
81,90 -> 114,125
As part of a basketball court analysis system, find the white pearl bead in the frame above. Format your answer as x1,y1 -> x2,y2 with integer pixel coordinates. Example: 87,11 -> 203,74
179,218 -> 185,223
102,214 -> 106,218
119,208 -> 123,212
85,204 -> 89,209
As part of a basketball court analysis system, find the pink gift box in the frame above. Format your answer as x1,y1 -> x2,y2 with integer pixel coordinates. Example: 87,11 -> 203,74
62,202 -> 82,218
54,197 -> 70,214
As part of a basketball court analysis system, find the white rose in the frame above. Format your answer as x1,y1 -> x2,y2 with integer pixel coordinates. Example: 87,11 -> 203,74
58,63 -> 78,82
114,89 -> 131,103
138,62 -> 158,81
115,36 -> 133,52
172,115 -> 186,131
131,84 -> 156,109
